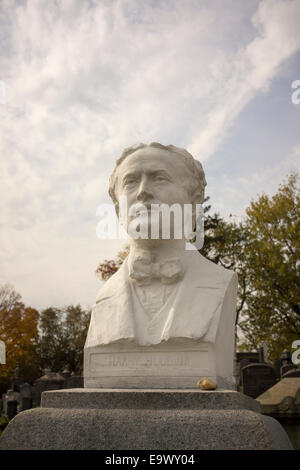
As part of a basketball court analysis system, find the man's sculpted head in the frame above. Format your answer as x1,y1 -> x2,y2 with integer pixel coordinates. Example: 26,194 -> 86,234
109,142 -> 207,214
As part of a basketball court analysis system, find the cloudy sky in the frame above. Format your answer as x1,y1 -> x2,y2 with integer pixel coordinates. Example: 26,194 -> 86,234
0,0 -> 299,310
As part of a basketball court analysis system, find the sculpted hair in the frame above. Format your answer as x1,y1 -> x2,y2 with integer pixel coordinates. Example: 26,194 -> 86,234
109,142 -> 207,211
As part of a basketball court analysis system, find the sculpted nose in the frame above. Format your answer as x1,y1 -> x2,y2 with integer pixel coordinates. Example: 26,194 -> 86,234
136,177 -> 153,202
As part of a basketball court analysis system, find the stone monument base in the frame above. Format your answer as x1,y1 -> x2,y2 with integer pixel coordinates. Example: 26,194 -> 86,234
84,341 -> 234,389
0,389 -> 293,450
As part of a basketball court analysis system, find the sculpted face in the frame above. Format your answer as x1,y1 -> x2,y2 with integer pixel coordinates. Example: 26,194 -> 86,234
114,147 -> 193,239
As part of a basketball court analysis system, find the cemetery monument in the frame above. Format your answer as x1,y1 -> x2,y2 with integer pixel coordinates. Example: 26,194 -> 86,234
84,143 -> 238,389
0,143 -> 293,449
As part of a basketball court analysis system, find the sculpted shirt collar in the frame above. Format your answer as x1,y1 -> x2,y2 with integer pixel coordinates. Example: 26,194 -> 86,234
127,251 -> 184,286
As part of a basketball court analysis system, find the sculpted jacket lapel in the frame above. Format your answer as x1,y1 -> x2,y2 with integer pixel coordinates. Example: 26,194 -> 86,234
85,260 -> 136,348
159,252 -> 232,343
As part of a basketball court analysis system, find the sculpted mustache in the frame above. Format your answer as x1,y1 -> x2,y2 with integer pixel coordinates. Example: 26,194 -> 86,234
129,202 -> 162,213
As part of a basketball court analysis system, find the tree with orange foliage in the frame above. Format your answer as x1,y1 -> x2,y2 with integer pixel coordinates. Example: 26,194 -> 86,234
0,285 -> 40,393
95,246 -> 129,280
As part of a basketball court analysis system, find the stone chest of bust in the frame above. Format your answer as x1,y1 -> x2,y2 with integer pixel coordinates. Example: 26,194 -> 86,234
84,142 -> 238,389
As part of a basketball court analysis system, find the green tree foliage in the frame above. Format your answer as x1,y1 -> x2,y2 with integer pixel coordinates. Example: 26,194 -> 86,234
200,199 -> 250,328
239,173 -> 300,360
37,307 -> 65,373
38,305 -> 91,374
63,305 -> 91,373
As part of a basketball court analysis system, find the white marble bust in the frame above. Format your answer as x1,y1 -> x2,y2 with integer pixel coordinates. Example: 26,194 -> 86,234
84,143 -> 238,389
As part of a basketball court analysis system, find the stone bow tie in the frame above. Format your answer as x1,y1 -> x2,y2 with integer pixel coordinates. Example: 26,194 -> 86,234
129,256 -> 183,286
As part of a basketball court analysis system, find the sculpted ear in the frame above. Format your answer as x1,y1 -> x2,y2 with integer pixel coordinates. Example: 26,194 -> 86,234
191,190 -> 204,231
192,190 -> 203,210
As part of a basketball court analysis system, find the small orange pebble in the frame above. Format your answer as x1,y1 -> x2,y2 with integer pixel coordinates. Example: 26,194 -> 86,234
197,377 -> 217,390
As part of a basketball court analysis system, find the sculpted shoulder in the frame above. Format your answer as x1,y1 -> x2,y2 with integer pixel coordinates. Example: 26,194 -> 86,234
188,251 -> 237,288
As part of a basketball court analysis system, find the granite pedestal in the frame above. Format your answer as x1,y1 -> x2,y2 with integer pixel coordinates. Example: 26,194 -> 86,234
0,388 -> 293,450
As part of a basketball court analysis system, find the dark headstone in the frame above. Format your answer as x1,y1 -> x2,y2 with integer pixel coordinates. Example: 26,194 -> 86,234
2,393 -> 7,416
241,363 -> 277,398
6,390 -> 18,420
63,375 -> 83,389
33,370 -> 65,406
6,401 -> 18,420
235,352 -> 260,389
20,383 -> 33,411
279,350 -> 296,378
236,352 -> 259,364
273,359 -> 282,380
282,368 -> 300,378
258,347 -> 265,363
61,367 -> 71,380
237,352 -> 260,370
10,367 -> 24,392
281,364 -> 297,377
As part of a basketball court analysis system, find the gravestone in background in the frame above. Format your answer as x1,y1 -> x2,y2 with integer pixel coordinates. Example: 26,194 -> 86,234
281,364 -> 297,377
242,363 -> 277,398
10,367 -> 24,393
280,349 -> 296,377
33,370 -> 65,406
5,390 -> 19,421
235,352 -> 260,391
282,368 -> 300,378
274,359 -> 282,380
63,375 -> 83,389
19,383 -> 33,411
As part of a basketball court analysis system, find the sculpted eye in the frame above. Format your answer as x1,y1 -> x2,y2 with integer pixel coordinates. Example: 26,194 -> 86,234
124,177 -> 138,187
155,174 -> 168,182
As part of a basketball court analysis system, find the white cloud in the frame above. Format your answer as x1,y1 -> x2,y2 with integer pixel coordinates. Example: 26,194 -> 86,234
189,0 -> 300,159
